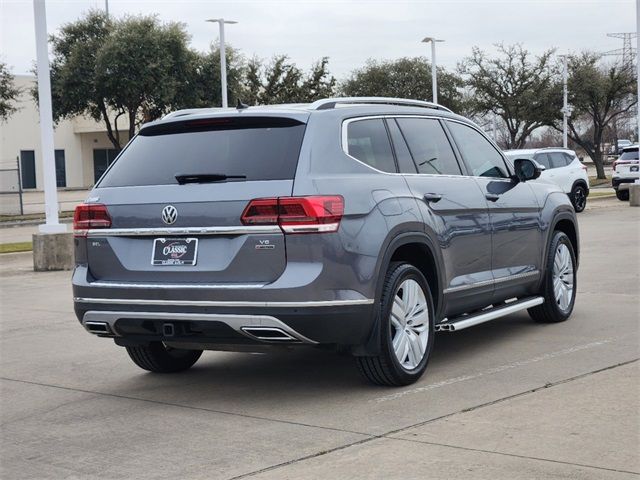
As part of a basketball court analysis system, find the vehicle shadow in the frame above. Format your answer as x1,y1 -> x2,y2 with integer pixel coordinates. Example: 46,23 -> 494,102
108,311 -> 543,398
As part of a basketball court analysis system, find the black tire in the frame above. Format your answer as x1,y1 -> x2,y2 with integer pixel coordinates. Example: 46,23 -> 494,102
126,342 -> 202,373
570,185 -> 587,212
356,262 -> 435,386
616,189 -> 630,201
528,231 -> 577,323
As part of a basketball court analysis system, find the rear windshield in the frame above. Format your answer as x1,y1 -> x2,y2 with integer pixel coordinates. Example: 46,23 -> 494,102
98,117 -> 306,187
620,149 -> 639,160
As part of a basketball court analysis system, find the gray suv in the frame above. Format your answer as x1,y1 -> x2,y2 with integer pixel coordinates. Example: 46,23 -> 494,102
73,97 -> 579,386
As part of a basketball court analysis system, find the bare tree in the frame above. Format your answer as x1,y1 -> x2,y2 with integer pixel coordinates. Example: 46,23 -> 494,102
554,53 -> 637,179
459,44 -> 559,149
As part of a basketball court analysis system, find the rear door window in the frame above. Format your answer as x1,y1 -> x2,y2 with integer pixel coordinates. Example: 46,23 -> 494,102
386,119 -> 417,174
548,152 -> 569,168
346,119 -> 397,173
396,118 -> 461,175
98,117 -> 306,187
446,121 -> 509,178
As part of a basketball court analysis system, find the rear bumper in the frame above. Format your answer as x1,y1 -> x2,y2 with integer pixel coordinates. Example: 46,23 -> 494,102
612,177 -> 639,190
75,302 -> 375,347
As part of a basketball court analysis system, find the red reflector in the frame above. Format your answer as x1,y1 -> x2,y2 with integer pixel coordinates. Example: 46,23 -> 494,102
73,203 -> 112,236
241,196 -> 344,233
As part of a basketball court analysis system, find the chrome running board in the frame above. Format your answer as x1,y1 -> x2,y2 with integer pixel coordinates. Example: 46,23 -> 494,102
436,296 -> 544,332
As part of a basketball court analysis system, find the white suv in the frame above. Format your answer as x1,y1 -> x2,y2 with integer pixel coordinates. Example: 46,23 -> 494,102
505,148 -> 589,212
612,145 -> 639,201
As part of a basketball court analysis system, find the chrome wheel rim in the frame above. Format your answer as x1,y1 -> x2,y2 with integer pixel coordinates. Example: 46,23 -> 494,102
552,243 -> 574,312
390,279 -> 430,370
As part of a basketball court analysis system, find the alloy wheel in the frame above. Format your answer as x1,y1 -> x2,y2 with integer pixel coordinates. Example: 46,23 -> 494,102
390,279 -> 430,370
552,243 -> 574,312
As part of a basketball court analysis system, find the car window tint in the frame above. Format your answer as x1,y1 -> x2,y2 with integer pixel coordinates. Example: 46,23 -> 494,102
620,149 -> 639,160
99,117 -> 306,187
446,121 -> 508,178
347,119 -> 397,173
562,152 -> 576,164
396,118 -> 461,175
387,119 -> 417,174
549,153 -> 568,168
534,153 -> 551,169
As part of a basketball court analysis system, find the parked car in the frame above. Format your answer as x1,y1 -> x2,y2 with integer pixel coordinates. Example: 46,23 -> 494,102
611,139 -> 633,155
612,145 -> 640,201
73,97 -> 579,386
504,148 -> 589,212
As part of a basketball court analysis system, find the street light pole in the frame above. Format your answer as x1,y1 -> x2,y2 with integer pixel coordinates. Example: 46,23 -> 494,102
636,0 -> 640,144
422,37 -> 444,104
206,18 -> 238,108
33,0 -> 65,234
561,54 -> 568,148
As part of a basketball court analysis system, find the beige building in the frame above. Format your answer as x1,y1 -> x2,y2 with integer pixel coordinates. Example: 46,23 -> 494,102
0,75 -> 130,191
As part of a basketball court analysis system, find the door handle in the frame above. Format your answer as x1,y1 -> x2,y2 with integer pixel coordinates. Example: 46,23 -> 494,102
485,193 -> 500,202
423,193 -> 443,203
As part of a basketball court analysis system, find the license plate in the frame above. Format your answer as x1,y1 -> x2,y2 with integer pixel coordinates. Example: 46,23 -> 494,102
631,165 -> 639,172
152,238 -> 198,266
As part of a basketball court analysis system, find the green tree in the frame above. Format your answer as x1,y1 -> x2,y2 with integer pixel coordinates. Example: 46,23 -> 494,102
47,11 -> 194,150
555,53 -> 637,179
241,55 -> 336,104
459,44 -> 559,149
186,45 -> 245,108
340,57 -> 464,112
0,62 -> 20,121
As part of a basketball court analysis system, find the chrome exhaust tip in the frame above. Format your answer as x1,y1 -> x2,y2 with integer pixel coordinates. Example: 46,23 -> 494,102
84,321 -> 113,336
241,327 -> 299,342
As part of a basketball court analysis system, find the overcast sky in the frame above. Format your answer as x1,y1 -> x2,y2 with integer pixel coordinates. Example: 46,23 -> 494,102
1,0 -> 636,79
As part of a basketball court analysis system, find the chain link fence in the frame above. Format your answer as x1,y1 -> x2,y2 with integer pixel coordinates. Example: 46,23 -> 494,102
0,157 -> 24,215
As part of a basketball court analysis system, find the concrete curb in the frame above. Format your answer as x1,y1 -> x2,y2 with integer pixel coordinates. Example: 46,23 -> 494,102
0,218 -> 73,228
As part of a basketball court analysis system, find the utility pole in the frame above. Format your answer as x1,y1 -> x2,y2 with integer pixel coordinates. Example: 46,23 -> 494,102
421,37 -> 444,104
33,0 -> 65,234
206,18 -> 238,108
604,32 -> 638,65
105,0 -> 109,19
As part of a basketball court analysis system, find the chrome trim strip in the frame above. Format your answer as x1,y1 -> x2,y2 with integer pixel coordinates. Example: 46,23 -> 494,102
88,281 -> 266,290
436,296 -> 544,332
82,311 -> 318,344
74,297 -> 375,308
443,270 -> 540,294
85,225 -> 282,237
281,223 -> 339,233
340,115 -> 512,180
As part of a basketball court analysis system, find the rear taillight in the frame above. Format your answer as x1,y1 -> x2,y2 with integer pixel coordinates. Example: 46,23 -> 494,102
241,196 -> 344,233
73,203 -> 111,237
580,164 -> 587,171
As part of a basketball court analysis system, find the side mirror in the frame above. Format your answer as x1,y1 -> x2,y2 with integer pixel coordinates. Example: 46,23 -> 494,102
513,158 -> 544,182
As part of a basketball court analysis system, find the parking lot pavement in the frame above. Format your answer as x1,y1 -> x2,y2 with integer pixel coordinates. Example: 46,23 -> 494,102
1,203 -> 638,479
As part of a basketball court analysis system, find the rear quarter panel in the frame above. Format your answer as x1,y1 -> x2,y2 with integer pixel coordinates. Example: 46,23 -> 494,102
290,112 -> 424,302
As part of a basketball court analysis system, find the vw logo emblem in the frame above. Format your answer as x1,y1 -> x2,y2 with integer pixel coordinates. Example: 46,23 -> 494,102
161,205 -> 178,225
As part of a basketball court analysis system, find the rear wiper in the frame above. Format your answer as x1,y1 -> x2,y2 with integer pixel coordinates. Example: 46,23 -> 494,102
175,173 -> 247,184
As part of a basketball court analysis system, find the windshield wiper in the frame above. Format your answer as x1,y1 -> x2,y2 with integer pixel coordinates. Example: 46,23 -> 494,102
175,173 -> 247,185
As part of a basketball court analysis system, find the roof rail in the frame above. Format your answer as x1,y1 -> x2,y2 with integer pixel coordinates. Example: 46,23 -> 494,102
309,97 -> 453,113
